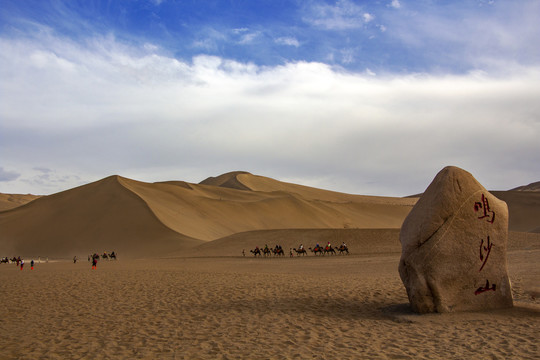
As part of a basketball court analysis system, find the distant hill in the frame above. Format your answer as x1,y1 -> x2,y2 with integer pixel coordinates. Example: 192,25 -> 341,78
0,193 -> 41,211
509,181 -> 540,192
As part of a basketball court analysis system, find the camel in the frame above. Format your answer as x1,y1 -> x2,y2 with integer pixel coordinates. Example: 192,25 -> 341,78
336,245 -> 349,255
272,247 -> 285,256
309,247 -> 324,256
261,247 -> 272,257
324,246 -> 336,255
293,248 -> 307,256
250,248 -> 261,257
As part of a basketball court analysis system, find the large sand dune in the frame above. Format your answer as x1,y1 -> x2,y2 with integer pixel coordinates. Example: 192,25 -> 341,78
0,172 -> 416,258
0,176 -> 202,258
1,171 -> 539,258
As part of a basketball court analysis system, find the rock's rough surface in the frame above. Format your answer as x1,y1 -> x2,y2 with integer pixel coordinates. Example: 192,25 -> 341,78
399,166 -> 513,313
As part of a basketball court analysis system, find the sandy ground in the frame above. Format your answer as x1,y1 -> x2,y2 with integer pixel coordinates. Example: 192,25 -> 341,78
1,251 -> 538,360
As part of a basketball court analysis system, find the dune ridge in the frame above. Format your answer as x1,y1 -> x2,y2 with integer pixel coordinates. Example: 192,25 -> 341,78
0,193 -> 41,211
107,173 -> 416,241
0,176 -> 202,258
510,181 -> 540,192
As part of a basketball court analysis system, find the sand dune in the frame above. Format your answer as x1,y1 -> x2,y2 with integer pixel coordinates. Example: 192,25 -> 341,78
0,192 -> 40,211
491,191 -> 540,233
0,172 -> 417,258
121,172 -> 417,241
1,171 -> 539,259
510,181 -> 540,191
0,176 -> 202,258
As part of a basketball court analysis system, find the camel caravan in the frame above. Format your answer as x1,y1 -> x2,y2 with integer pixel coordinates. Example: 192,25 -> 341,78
246,242 -> 349,258
88,251 -> 117,261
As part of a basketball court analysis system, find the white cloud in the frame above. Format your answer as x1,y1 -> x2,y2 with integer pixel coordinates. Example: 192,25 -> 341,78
275,37 -> 300,47
232,28 -> 249,34
1,33 -> 539,196
192,27 -> 227,51
238,31 -> 260,44
340,48 -> 355,64
363,13 -> 374,23
383,0 -> 540,72
303,0 -> 369,30
390,0 -> 401,9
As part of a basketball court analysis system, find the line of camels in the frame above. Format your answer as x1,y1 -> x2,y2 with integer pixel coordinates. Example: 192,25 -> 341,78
248,244 -> 349,257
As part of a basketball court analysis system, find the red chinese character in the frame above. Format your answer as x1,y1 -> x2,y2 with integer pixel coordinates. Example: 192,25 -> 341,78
474,279 -> 496,295
474,194 -> 495,223
478,236 -> 493,271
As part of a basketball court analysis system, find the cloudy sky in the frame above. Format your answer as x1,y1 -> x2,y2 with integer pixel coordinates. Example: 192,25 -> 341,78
1,0 -> 539,196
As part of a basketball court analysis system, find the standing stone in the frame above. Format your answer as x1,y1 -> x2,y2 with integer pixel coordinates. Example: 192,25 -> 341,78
399,166 -> 513,313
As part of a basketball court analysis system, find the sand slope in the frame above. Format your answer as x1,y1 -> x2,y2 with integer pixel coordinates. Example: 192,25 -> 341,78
510,181 -> 540,191
0,192 -> 40,211
121,173 -> 416,241
491,191 -> 540,233
0,172 -> 416,258
0,176 -> 202,258
189,228 -> 403,257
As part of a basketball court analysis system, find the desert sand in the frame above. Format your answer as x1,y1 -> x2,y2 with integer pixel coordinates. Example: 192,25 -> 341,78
1,249 -> 538,360
1,172 -> 539,359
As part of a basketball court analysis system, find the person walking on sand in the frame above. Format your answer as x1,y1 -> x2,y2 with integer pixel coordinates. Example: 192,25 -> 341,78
20,259 -> 24,270
73,256 -> 78,264
92,256 -> 97,270
31,259 -> 35,270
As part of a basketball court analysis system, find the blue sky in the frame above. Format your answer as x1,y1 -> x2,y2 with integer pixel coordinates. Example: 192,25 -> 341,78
1,0 -> 539,196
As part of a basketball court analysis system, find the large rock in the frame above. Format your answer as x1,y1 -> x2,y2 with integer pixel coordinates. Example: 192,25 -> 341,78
399,166 -> 513,313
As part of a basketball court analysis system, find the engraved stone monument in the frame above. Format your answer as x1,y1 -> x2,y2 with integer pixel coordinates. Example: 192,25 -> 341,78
399,166 -> 513,313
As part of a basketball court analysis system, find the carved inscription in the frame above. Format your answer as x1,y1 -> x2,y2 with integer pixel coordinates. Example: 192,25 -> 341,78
475,279 -> 496,295
474,193 -> 495,223
474,193 -> 496,295
478,236 -> 493,272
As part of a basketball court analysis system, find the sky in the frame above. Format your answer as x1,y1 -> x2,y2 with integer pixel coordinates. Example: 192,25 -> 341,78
1,0 -> 539,197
